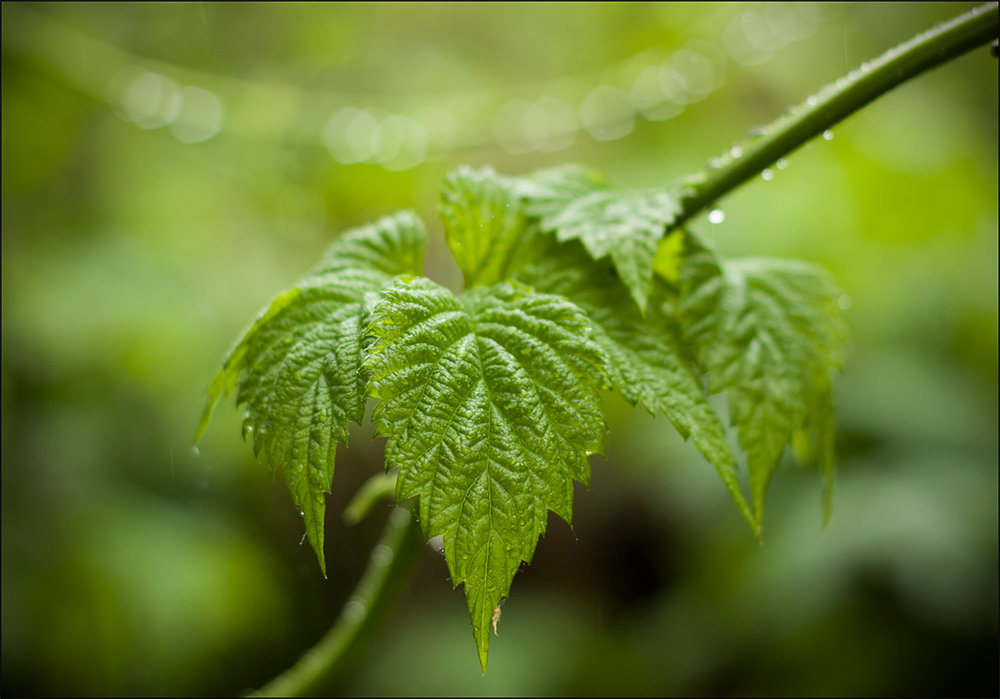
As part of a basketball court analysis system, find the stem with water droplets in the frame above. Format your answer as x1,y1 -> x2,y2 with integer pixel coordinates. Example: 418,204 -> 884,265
674,2 -> 999,229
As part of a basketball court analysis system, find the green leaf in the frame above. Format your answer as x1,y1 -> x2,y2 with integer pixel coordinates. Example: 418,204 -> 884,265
534,187 -> 682,313
679,231 -> 847,528
363,276 -> 607,672
652,228 -> 685,284
196,210 -> 427,574
441,165 -> 533,288
514,164 -> 610,220
516,243 -> 755,534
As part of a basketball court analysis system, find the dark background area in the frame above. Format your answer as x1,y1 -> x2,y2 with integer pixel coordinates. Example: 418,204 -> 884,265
3,3 -> 997,695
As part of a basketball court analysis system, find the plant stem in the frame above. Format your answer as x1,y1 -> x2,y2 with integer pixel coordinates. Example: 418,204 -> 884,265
250,504 -> 423,697
674,2 -> 999,228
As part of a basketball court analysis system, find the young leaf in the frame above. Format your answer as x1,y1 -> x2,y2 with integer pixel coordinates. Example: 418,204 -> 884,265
441,165 -> 532,288
679,231 -> 847,527
196,211 -> 428,574
516,242 -> 755,533
514,163 -> 610,220
363,276 -> 607,672
532,187 -> 682,313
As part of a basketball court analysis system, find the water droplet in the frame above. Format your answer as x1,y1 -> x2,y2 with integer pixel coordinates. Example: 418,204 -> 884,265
708,209 -> 726,224
729,144 -> 744,158
579,85 -> 635,141
776,158 -> 789,170
342,599 -> 367,624
761,168 -> 774,181
371,544 -> 394,567
838,294 -> 852,310
390,507 -> 411,528
823,129 -> 835,141
169,86 -> 225,144
806,95 -> 819,107
190,446 -> 200,457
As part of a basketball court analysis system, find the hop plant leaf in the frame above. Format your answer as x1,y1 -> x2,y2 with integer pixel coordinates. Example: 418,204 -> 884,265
441,165 -> 532,288
516,241 -> 755,533
363,276 -> 608,672
678,231 -> 848,527
199,162 -> 849,673
514,163 -> 610,220
530,182 -> 683,314
195,211 -> 428,574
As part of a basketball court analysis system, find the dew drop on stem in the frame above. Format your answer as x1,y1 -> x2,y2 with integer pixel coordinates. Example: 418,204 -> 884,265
708,208 -> 726,224
390,507 -> 411,528
342,599 -> 367,624
371,544 -> 393,567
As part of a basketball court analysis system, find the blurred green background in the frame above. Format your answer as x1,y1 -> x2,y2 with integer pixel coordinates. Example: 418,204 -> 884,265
2,2 -> 997,696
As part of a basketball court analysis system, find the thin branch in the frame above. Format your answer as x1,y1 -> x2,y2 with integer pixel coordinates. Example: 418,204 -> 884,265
250,504 -> 423,697
674,2 -> 999,228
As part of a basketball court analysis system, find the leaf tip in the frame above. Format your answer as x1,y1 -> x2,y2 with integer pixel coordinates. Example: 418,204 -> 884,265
821,489 -> 835,529
316,547 -> 328,579
478,646 -> 489,675
301,502 -> 329,578
193,385 -> 224,445
192,420 -> 209,447
741,501 -> 764,544
630,288 -> 650,316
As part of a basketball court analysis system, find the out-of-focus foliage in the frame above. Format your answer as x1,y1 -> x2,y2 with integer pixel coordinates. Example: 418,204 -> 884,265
516,241 -> 756,530
2,2 -> 996,696
678,231 -> 847,526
